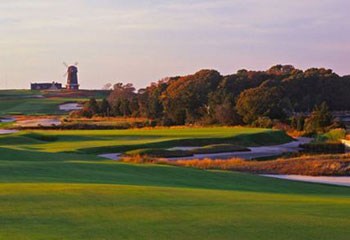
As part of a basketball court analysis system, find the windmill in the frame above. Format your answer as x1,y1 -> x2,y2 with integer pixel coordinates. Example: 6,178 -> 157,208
63,62 -> 79,90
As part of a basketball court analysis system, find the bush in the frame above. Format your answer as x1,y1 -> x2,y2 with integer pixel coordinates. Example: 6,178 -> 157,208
304,102 -> 333,134
252,117 -> 273,128
190,144 -> 249,154
316,128 -> 346,143
300,142 -> 345,154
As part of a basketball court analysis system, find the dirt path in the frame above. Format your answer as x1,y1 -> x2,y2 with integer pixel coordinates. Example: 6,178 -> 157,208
262,174 -> 350,187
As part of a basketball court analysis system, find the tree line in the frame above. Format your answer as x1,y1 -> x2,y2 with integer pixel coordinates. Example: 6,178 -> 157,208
79,65 -> 350,131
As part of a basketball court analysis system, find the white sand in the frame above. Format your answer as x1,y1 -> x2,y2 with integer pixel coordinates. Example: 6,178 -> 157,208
167,137 -> 313,160
59,103 -> 82,111
0,130 -> 18,135
262,175 -> 350,187
98,138 -> 313,162
15,119 -> 61,127
0,118 -> 15,123
98,153 -> 122,161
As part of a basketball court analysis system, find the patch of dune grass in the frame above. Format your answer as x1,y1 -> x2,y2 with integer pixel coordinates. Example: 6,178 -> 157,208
125,148 -> 193,158
190,144 -> 249,154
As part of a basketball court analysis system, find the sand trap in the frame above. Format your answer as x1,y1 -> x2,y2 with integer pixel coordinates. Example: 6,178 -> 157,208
15,119 -> 61,127
98,153 -> 122,161
167,137 -> 313,160
98,138 -> 312,162
59,103 -> 82,111
0,130 -> 18,135
262,175 -> 350,187
0,117 -> 15,123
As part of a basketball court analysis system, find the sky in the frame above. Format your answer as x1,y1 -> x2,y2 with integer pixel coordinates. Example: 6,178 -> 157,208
0,0 -> 349,89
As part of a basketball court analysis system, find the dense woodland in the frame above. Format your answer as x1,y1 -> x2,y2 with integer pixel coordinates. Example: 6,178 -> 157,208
79,65 -> 350,131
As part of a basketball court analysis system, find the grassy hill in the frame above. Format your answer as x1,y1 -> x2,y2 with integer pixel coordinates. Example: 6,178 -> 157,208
0,127 -> 349,239
2,127 -> 292,154
0,90 -> 109,115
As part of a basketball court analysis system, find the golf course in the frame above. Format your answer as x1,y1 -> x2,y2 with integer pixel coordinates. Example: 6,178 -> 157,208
0,127 -> 349,239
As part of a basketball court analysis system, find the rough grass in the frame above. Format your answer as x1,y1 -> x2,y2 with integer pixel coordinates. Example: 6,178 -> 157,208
125,148 -> 193,158
190,144 -> 249,154
316,128 -> 347,143
169,154 -> 350,176
124,144 -> 249,158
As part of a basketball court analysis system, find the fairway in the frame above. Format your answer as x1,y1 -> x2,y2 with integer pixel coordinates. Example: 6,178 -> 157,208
0,128 -> 349,239
1,127 -> 292,154
0,90 -> 91,115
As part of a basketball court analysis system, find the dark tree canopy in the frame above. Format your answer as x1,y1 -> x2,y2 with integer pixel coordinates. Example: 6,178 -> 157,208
81,65 -> 350,126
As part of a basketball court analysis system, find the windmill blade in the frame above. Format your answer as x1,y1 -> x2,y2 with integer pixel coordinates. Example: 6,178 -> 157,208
63,62 -> 69,68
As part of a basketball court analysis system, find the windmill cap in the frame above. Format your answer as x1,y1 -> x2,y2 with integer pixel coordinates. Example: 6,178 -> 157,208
68,66 -> 78,71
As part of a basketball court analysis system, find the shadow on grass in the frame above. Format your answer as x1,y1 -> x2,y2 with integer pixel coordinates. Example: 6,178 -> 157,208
0,146 -> 349,197
76,131 -> 294,154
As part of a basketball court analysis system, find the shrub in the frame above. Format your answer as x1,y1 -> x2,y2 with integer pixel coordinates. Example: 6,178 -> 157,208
190,144 -> 249,154
252,117 -> 273,128
300,142 -> 345,154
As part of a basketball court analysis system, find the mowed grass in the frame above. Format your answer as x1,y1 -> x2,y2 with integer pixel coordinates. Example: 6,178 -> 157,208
0,98 -> 83,115
0,90 -> 87,115
1,127 -> 293,154
1,183 -> 349,240
0,128 -> 349,239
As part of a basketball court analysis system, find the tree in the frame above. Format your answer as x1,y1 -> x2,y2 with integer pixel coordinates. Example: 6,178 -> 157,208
99,98 -> 111,117
102,83 -> 112,90
81,98 -> 99,118
161,70 -> 221,124
304,102 -> 333,133
236,86 -> 287,124
108,83 -> 137,116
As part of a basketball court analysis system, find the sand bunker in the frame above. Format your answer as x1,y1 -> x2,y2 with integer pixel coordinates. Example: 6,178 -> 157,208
167,137 -> 312,160
262,175 -> 350,187
98,153 -> 122,161
15,119 -> 61,127
0,117 -> 15,123
0,130 -> 18,135
59,103 -> 82,111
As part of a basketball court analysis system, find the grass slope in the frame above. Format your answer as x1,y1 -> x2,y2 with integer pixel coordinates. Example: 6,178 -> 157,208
0,98 -> 83,115
0,127 -> 293,154
0,128 -> 349,239
0,90 -> 109,116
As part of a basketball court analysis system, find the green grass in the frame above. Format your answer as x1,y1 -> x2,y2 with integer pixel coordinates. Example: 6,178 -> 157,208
0,98 -> 84,115
125,148 -> 193,158
0,127 -> 292,154
0,127 -> 349,239
0,90 -> 109,116
190,144 -> 249,154
315,128 -> 347,143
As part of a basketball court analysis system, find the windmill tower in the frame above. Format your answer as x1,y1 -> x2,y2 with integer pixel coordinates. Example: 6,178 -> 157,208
63,62 -> 79,90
